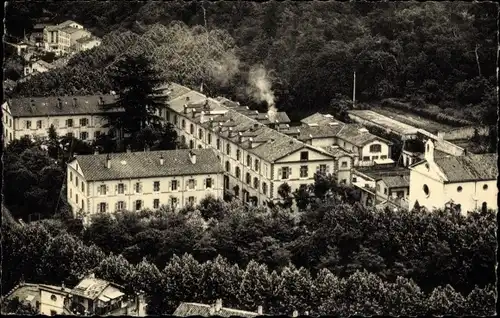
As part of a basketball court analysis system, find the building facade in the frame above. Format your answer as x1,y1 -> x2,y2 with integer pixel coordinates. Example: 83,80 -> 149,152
2,95 -> 120,146
161,84 -> 338,208
409,140 -> 497,213
67,149 -> 224,218
42,20 -> 95,55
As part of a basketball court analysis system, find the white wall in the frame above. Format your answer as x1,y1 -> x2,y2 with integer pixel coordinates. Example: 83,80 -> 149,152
360,140 -> 390,165
409,163 -> 447,211
39,290 -> 66,316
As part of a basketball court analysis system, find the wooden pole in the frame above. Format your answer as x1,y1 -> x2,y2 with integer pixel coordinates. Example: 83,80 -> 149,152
352,70 -> 356,107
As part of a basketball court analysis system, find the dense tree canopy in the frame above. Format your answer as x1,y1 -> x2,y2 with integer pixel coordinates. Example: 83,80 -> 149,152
8,2 -> 497,125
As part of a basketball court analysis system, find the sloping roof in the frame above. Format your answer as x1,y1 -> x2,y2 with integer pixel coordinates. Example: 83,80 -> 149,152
354,166 -> 410,181
7,95 -> 121,117
74,149 -> 224,181
35,59 -> 55,69
173,303 -> 260,317
324,146 -> 355,158
336,124 -> 389,147
60,27 -> 82,34
71,278 -> 110,300
298,123 -> 344,140
377,175 -> 410,189
301,112 -> 341,125
434,153 -> 498,183
58,20 -> 81,28
348,109 -> 419,135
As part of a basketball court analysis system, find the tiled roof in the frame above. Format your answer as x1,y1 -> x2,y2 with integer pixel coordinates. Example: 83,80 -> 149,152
434,153 -> 498,183
71,278 -> 110,300
336,124 -> 389,147
348,110 -> 419,135
60,27 -> 82,34
7,95 -> 121,117
167,84 -> 335,163
354,166 -> 410,180
377,175 -> 410,189
301,112 -> 341,125
58,20 -> 81,28
298,123 -> 344,140
173,303 -> 261,317
74,149 -> 224,181
324,146 -> 355,158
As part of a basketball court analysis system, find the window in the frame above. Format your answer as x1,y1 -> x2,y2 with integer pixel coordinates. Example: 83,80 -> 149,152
189,140 -> 194,149
81,182 -> 84,192
225,161 -> 231,172
70,171 -> 73,182
483,184 -> 488,190
198,129 -> 203,139
154,199 -> 160,209
181,136 -> 186,145
171,197 -> 178,208
99,184 -> 107,195
82,200 -> 85,210
9,118 -> 12,127
135,200 -> 142,211
166,112 -> 171,122
457,186 -> 462,192
70,189 -> 72,199
300,151 -> 309,161
67,119 -> 73,127
262,182 -> 268,195
99,202 -> 107,213
423,184 -> 430,197
181,119 -> 185,129
363,156 -> 370,161
381,155 -> 387,159
188,179 -> 196,190
235,167 -> 241,179
198,145 -> 203,149
376,184 -> 380,192
341,161 -> 348,168
171,180 -> 178,191
50,310 -> 57,316
36,120 -> 42,129
190,124 -> 194,134
236,149 -> 241,160
117,201 -> 125,211
246,173 -> 251,185
226,143 -> 231,155
80,118 -> 88,126
216,139 -> 220,150
341,179 -> 347,184
208,133 -> 212,145
300,166 -> 308,178
174,115 -> 178,126
205,178 -> 212,189
135,182 -> 142,193
80,131 -> 88,140
384,188 -> 387,195
254,159 -> 260,171
26,120 -> 31,129
117,183 -> 124,194
247,155 -> 252,166
188,196 -> 195,205
76,194 -> 79,203
94,131 -> 101,139
253,177 -> 259,189
66,132 -> 74,138
370,144 -> 382,153
482,202 -> 487,213
319,164 -> 327,174
154,181 -> 160,192
352,177 -> 357,183
281,167 -> 290,179
372,156 -> 379,160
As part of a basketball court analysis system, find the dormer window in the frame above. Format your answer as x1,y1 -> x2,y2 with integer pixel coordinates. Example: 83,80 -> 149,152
369,144 -> 381,153
300,151 -> 309,161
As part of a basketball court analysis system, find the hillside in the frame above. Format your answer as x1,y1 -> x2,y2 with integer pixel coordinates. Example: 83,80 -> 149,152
6,2 -> 498,126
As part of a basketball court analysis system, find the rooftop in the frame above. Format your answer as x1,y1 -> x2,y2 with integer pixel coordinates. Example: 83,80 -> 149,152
324,145 -> 355,158
57,20 -> 82,28
354,166 -> 410,181
60,27 -> 82,34
301,112 -> 342,126
297,123 -> 345,140
434,153 -> 498,183
173,302 -> 261,318
377,174 -> 410,189
74,149 -> 224,181
348,109 -> 419,136
336,124 -> 391,147
6,95 -> 121,117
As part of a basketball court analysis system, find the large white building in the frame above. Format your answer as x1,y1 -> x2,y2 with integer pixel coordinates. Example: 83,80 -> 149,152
161,83 -> 340,207
66,149 -> 224,218
43,20 -> 98,55
409,140 -> 497,213
2,94 -> 121,146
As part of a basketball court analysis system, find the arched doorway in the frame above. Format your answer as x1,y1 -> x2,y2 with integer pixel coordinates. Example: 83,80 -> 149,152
482,202 -> 487,213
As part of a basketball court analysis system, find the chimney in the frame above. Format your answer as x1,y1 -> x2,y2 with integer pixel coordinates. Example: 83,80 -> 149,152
73,97 -> 78,107
257,306 -> 263,315
228,127 -> 233,137
215,299 -> 222,312
204,99 -> 209,109
189,150 -> 197,164
61,282 -> 65,290
144,145 -> 150,152
106,154 -> 111,169
210,118 -> 214,128
160,154 -> 164,165
292,310 -> 298,317
184,104 -> 188,114
424,139 -> 435,163
126,145 -> 132,153
249,137 -> 253,149
99,96 -> 104,105
89,273 -> 95,279
192,108 -> 196,118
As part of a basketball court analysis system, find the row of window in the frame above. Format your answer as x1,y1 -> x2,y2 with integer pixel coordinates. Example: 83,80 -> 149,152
3,116 -> 12,128
25,118 -> 90,129
95,178 -> 214,196
362,155 -> 388,161
97,196 -> 195,213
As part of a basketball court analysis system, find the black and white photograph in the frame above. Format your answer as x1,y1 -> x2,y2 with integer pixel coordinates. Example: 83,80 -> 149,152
1,1 -> 498,316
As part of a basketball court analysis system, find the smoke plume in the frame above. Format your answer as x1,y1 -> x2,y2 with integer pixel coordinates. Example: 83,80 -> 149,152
208,52 -> 240,86
247,65 -> 278,121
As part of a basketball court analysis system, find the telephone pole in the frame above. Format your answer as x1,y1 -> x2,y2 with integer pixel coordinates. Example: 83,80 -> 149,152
352,70 -> 356,107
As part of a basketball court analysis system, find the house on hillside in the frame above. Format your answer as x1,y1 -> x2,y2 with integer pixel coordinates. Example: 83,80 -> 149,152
74,36 -> 102,52
1,95 -> 122,146
23,59 -> 55,76
409,140 -> 497,213
66,149 -> 225,219
1,274 -> 146,316
42,20 -> 96,55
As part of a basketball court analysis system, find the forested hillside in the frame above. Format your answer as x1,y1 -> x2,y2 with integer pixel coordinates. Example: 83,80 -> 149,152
7,1 -> 498,123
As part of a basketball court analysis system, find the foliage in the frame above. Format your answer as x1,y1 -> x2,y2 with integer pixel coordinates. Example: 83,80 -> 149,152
1,297 -> 38,315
